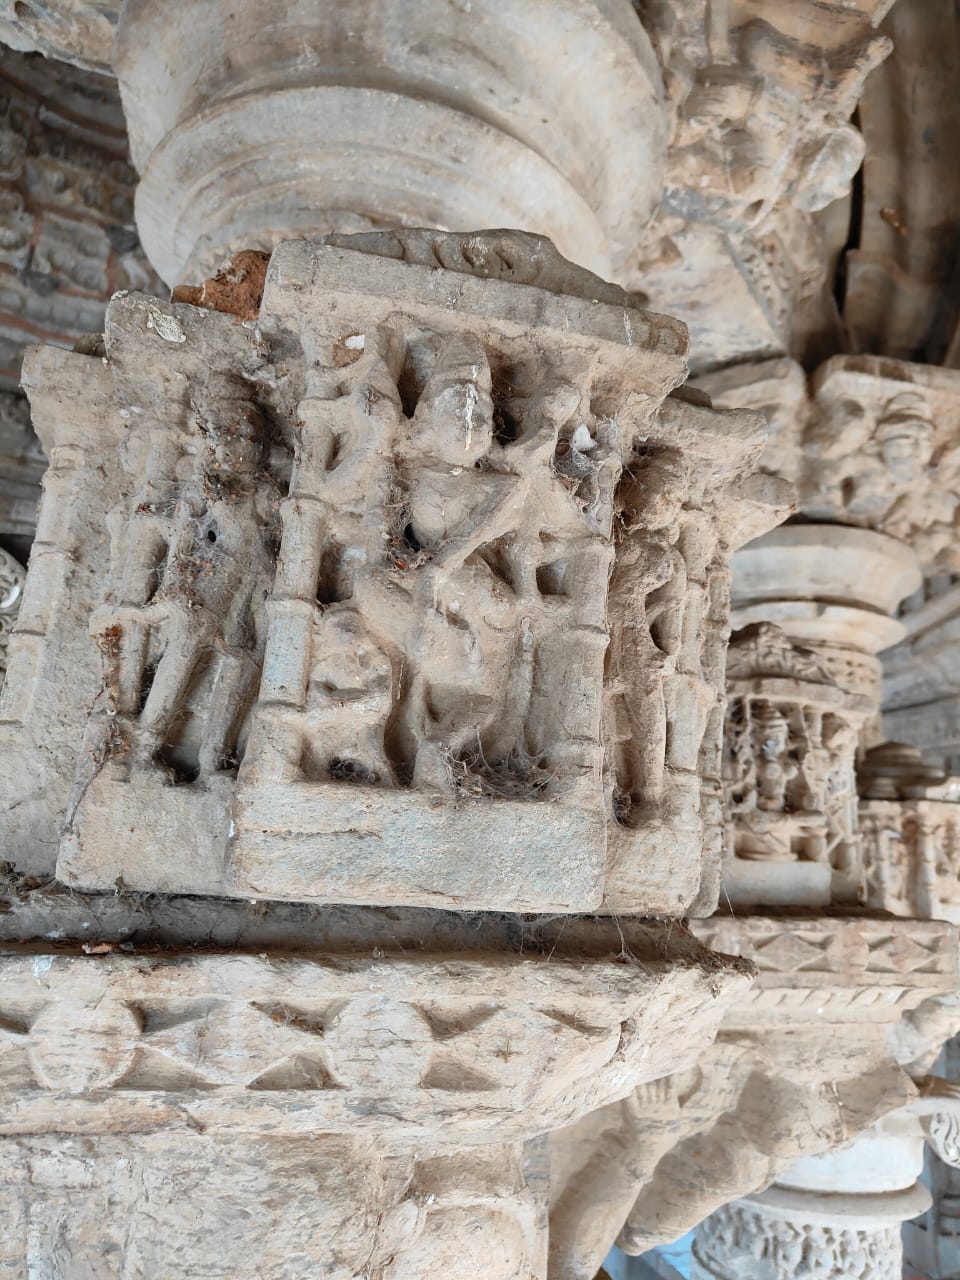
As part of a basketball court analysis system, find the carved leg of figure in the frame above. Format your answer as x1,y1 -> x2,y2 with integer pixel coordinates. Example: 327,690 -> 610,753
197,648 -> 259,779
548,1084 -> 692,1280
625,668 -> 668,814
663,671 -> 716,774
133,610 -> 213,768
109,611 -> 152,716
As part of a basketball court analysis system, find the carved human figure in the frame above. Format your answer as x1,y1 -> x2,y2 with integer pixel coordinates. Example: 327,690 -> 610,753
606,449 -> 688,820
391,334 -> 533,790
291,332 -> 407,785
820,715 -> 860,873
94,396 -> 279,779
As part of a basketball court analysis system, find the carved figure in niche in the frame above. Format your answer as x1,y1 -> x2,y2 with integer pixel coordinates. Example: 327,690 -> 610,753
389,333 -> 532,790
294,331 -> 407,786
94,396 -> 279,780
754,702 -> 796,813
606,449 -> 687,822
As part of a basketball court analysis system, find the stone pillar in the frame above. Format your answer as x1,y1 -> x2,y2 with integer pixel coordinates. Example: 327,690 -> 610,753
695,353 -> 960,910
0,919 -> 752,1277
0,227 -> 790,1270
721,619 -> 874,908
722,525 -> 920,908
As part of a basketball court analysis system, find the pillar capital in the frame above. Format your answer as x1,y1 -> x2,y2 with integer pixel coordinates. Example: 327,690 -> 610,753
0,230 -> 787,914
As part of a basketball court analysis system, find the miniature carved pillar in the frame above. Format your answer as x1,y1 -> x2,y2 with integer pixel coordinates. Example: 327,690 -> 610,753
110,0 -> 668,287
721,620 -> 874,908
722,527 -> 919,908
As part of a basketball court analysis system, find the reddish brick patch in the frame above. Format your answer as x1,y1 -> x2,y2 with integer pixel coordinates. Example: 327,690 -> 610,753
172,249 -> 271,321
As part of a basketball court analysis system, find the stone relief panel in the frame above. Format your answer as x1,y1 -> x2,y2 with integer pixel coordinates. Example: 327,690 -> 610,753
691,1203 -> 903,1280
722,624 -> 871,907
0,230 -> 786,914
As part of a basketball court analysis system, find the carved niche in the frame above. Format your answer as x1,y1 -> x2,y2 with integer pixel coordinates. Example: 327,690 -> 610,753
721,623 -> 872,907
0,230 -> 786,914
0,547 -> 24,686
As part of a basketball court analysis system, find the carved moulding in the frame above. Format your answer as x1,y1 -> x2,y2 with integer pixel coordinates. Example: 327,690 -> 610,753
546,914 -> 960,1277
0,928 -> 751,1278
109,0 -> 668,287
690,1194 -> 914,1280
0,230 -> 787,912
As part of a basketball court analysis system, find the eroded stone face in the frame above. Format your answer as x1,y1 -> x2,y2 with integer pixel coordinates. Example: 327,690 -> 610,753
0,230 -> 785,913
